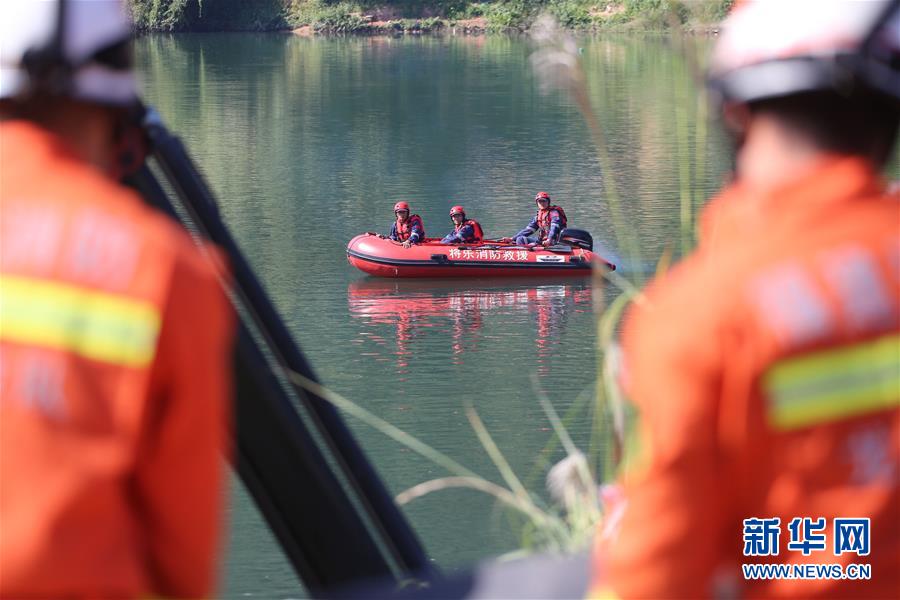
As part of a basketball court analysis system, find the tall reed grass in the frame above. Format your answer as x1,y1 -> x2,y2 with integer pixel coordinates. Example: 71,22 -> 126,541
289,371 -> 602,553
530,12 -> 712,488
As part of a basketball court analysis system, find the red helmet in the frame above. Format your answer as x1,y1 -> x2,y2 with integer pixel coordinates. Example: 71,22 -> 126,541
534,191 -> 551,202
449,205 -> 466,217
393,201 -> 410,213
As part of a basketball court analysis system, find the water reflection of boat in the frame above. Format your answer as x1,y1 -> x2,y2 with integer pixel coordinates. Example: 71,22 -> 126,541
347,278 -> 593,373
346,233 -> 615,278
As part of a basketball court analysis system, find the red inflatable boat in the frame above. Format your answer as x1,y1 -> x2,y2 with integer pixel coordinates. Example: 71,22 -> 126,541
346,232 -> 615,278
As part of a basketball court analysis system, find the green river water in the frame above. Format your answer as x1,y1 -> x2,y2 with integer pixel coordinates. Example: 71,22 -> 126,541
135,32 -> 732,598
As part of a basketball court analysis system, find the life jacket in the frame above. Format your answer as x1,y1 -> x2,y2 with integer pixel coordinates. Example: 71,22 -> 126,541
0,121 -> 233,598
396,214 -> 425,242
537,206 -> 567,236
457,219 -> 484,243
598,158 -> 900,600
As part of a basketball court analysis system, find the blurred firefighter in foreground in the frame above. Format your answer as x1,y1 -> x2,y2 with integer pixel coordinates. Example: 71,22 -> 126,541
0,1 -> 234,597
592,0 -> 899,598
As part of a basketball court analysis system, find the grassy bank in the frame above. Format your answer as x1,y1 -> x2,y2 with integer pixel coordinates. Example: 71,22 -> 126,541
129,1 -> 733,34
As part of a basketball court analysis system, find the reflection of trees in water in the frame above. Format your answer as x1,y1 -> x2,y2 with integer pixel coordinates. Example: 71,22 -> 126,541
580,36 -> 730,261
347,281 -> 593,374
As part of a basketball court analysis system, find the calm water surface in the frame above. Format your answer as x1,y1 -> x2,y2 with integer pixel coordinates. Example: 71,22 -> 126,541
136,33 -> 731,598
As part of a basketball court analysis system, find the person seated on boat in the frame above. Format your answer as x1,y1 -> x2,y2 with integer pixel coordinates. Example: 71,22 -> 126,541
387,201 -> 425,248
501,191 -> 568,247
440,205 -> 484,245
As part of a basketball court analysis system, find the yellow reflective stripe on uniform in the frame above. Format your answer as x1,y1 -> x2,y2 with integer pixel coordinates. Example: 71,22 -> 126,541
0,275 -> 161,367
764,334 -> 900,430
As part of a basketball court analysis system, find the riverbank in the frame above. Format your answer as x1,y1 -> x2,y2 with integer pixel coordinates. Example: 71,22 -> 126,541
129,1 -> 733,34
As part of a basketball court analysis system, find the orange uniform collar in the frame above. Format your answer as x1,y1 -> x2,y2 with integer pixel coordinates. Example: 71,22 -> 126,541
700,157 -> 886,249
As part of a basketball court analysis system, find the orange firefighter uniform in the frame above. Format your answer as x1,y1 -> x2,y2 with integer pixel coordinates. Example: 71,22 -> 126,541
0,121 -> 234,598
594,157 -> 899,598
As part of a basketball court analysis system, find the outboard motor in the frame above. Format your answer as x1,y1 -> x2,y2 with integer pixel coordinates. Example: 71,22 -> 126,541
559,228 -> 593,251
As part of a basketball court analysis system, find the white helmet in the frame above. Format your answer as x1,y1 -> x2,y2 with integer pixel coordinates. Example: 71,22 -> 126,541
708,0 -> 900,105
0,0 -> 138,106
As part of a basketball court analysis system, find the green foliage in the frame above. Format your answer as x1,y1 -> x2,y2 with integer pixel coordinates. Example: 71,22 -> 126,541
482,0 -> 540,31
390,17 -> 445,31
130,0 -> 191,31
209,1 -> 286,30
132,0 -> 733,32
286,1 -> 450,33
418,16 -> 446,31
308,2 -> 369,33
129,0 -> 287,31
451,2 -> 487,19
547,0 -> 590,28
688,0 -> 734,23
614,0 -> 731,30
621,0 -> 681,30
586,0 -> 731,30
480,0 -> 593,32
287,0 -> 326,27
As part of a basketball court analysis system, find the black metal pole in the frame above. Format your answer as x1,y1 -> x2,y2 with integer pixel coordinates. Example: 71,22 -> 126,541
130,106 -> 433,589
127,164 -> 408,589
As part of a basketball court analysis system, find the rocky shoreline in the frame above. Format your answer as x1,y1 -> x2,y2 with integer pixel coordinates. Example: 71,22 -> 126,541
292,16 -> 490,36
